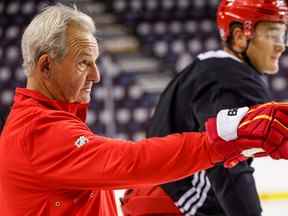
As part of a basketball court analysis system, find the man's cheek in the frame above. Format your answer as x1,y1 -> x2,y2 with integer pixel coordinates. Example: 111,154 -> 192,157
76,69 -> 88,82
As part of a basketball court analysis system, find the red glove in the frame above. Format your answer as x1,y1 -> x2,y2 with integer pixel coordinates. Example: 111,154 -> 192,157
205,102 -> 288,168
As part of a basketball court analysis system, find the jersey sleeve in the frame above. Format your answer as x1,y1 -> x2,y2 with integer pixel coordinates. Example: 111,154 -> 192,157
23,111 -> 214,190
192,60 -> 271,130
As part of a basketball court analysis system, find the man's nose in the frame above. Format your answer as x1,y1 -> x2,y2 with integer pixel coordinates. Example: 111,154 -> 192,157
89,63 -> 101,83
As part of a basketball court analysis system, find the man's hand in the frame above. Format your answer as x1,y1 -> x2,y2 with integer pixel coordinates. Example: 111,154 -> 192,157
205,102 -> 288,167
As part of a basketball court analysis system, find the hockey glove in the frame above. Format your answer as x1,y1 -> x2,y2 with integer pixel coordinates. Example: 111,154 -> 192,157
205,102 -> 288,168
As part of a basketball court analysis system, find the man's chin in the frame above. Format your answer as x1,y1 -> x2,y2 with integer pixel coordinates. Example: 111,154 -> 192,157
262,65 -> 278,75
76,95 -> 91,104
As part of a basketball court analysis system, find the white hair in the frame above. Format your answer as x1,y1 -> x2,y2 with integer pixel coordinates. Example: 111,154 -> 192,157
21,4 -> 96,76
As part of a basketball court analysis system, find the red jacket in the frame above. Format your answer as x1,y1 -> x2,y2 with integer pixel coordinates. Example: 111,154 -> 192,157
0,88 -> 215,216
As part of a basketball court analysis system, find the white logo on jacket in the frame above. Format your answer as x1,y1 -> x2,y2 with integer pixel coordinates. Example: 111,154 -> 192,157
75,136 -> 89,148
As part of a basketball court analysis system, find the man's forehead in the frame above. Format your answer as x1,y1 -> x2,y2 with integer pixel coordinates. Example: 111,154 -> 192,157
69,35 -> 99,56
69,32 -> 97,45
67,24 -> 98,47
70,38 -> 98,49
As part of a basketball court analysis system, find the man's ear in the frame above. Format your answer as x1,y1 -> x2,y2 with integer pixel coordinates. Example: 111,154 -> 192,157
37,54 -> 52,79
232,27 -> 248,53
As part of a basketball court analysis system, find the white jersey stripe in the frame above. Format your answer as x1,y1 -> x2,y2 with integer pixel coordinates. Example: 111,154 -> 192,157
188,176 -> 211,215
175,171 -> 211,215
192,171 -> 199,186
176,173 -> 199,206
182,171 -> 206,212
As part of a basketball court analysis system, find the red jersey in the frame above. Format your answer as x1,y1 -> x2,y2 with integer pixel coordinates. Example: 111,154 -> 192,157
0,88 -> 215,216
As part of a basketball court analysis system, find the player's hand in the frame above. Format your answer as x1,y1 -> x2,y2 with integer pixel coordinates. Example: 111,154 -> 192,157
205,102 -> 288,167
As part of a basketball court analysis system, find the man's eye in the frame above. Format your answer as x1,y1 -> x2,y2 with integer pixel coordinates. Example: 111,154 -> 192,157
78,60 -> 89,71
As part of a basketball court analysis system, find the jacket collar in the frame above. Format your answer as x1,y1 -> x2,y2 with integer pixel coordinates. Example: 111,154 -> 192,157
14,88 -> 88,122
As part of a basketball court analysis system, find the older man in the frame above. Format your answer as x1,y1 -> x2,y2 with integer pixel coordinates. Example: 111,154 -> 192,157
0,4 -> 288,216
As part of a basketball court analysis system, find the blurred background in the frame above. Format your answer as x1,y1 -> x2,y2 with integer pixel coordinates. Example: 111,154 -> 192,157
0,0 -> 287,215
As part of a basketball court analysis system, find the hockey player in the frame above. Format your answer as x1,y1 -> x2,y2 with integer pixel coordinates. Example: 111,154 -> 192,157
122,0 -> 288,215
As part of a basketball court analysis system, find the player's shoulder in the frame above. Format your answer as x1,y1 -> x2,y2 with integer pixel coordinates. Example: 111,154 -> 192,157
179,50 -> 243,76
196,50 -> 242,70
173,50 -> 242,85
193,50 -> 253,80
197,50 -> 238,61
